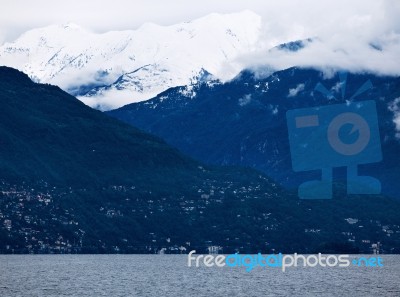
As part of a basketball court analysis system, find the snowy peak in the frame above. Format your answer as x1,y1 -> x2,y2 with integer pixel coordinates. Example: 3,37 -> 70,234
0,11 -> 262,110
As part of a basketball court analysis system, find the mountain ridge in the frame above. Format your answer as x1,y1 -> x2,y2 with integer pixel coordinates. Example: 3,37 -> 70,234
0,11 -> 262,110
107,67 -> 400,198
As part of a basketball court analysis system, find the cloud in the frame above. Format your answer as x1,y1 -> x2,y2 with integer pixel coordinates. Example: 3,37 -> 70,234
233,35 -> 400,77
1,0 -> 397,43
0,0 -> 270,43
287,84 -> 305,97
225,0 -> 400,77
78,88 -> 158,111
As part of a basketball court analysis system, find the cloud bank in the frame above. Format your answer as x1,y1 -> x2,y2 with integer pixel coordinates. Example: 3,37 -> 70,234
225,0 -> 400,77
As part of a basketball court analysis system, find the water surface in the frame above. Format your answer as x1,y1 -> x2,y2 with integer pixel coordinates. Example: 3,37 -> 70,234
0,255 -> 399,296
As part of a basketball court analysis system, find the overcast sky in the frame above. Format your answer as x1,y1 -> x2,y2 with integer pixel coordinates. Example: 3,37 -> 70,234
1,0 -> 264,43
1,0 -> 398,44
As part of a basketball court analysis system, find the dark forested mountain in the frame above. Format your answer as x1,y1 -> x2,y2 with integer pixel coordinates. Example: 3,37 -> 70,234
108,67 -> 400,198
1,66 -> 400,254
0,66 -> 202,187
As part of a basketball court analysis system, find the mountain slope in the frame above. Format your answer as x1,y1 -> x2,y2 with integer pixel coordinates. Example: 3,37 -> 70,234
0,11 -> 261,110
1,66 -> 400,254
0,66 -> 282,252
0,67 -> 198,186
107,67 -> 400,198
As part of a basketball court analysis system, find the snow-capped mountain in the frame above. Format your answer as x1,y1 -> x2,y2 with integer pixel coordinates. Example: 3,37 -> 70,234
0,10 -> 262,110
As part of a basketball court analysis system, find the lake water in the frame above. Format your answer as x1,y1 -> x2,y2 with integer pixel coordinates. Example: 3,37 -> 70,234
0,255 -> 399,296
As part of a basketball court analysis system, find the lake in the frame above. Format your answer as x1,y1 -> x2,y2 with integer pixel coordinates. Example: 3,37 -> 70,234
0,255 -> 399,296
